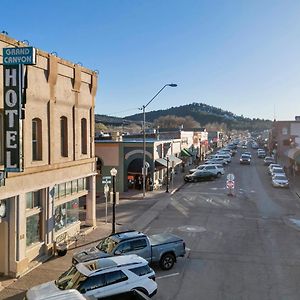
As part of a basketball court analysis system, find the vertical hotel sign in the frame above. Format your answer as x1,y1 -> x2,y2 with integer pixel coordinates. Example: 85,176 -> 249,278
3,47 -> 36,172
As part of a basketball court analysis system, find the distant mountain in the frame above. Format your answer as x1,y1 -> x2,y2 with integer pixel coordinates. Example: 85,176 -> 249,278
123,102 -> 272,131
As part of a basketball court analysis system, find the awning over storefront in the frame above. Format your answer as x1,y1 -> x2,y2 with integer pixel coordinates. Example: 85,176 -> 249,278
168,155 -> 182,166
287,147 -> 300,163
155,158 -> 168,168
155,155 -> 182,168
181,148 -> 192,157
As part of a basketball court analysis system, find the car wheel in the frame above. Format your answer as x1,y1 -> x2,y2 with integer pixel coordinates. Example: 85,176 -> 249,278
134,288 -> 149,296
217,172 -> 221,177
193,178 -> 197,183
159,253 -> 175,270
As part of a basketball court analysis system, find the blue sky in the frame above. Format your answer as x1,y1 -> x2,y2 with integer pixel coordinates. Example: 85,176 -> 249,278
2,0 -> 300,121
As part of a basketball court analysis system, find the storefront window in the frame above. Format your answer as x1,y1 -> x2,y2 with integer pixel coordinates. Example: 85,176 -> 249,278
54,184 -> 59,199
72,180 -> 78,194
59,183 -> 66,197
66,181 -> 72,196
26,213 -> 41,246
78,178 -> 84,191
54,199 -> 79,232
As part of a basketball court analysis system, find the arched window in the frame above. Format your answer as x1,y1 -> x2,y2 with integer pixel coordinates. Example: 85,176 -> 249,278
81,118 -> 87,154
60,116 -> 68,157
32,118 -> 42,161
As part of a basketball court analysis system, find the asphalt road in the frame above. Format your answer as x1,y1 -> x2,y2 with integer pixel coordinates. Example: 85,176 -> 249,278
147,148 -> 300,300
2,147 -> 300,300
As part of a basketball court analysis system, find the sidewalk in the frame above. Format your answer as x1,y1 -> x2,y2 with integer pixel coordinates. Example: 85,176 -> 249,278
0,166 -> 191,299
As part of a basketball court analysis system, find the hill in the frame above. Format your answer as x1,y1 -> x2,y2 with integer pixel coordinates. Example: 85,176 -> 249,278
123,102 -> 272,131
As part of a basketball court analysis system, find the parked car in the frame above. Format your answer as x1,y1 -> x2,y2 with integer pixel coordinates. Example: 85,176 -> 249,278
257,151 -> 266,158
270,167 -> 285,177
72,230 -> 186,271
189,164 -> 225,176
185,170 -> 217,182
25,255 -> 157,300
214,154 -> 231,163
268,163 -> 281,174
205,157 -> 227,165
264,156 -> 275,166
240,154 -> 251,165
272,174 -> 289,188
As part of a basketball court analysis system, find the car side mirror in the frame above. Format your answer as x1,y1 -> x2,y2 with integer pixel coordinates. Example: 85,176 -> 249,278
114,250 -> 121,255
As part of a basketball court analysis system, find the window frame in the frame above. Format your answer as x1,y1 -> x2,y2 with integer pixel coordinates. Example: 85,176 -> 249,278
60,116 -> 68,157
32,118 -> 42,161
81,118 -> 87,155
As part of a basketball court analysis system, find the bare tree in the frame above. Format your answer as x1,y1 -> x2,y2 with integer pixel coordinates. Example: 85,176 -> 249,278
154,115 -> 200,128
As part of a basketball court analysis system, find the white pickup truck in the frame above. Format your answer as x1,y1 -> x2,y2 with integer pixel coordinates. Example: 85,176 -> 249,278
72,230 -> 186,270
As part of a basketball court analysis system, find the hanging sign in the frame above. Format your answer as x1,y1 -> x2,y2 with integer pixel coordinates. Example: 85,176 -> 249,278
3,64 -> 23,172
3,47 -> 36,65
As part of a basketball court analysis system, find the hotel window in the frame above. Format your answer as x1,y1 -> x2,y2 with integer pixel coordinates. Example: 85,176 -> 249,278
0,111 -> 3,164
60,116 -> 68,157
32,118 -> 42,161
26,190 -> 42,246
81,118 -> 87,154
26,190 -> 42,209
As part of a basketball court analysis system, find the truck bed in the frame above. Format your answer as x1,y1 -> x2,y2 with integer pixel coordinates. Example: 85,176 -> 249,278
148,233 -> 183,246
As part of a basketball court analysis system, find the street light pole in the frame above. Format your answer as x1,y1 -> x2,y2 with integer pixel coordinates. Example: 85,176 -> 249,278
142,83 -> 177,198
110,167 -> 118,234
166,156 -> 169,193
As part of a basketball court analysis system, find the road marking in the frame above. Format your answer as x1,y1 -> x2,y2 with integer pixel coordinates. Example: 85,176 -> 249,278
156,272 -> 180,280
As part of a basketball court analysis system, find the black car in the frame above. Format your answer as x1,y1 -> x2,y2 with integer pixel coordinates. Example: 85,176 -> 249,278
240,154 -> 251,165
184,170 -> 217,182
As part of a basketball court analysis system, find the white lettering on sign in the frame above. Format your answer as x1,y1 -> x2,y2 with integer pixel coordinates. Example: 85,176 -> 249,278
6,131 -> 17,148
5,68 -> 17,86
5,110 -> 17,128
6,152 -> 17,168
5,90 -> 17,107
3,65 -> 22,172
4,56 -> 32,64
5,48 -> 30,55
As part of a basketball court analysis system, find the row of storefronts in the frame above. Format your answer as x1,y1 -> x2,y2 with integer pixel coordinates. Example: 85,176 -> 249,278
95,128 -> 211,194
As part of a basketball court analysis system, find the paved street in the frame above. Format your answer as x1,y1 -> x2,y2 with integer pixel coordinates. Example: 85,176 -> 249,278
1,147 -> 300,300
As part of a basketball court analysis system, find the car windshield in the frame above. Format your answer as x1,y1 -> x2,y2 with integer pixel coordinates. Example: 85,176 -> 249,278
55,266 -> 87,290
96,237 -> 118,253
274,175 -> 287,180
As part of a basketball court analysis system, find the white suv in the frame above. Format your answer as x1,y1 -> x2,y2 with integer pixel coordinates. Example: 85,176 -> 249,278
25,255 -> 157,299
189,164 -> 225,177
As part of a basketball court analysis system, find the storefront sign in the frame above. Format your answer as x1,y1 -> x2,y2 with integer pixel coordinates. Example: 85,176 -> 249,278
3,65 -> 23,172
3,47 -> 36,65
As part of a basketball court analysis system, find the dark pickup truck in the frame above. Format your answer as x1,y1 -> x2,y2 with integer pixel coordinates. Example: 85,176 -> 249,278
73,230 -> 186,270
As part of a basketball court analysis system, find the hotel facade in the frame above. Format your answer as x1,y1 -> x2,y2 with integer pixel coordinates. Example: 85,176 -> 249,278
0,34 -> 98,277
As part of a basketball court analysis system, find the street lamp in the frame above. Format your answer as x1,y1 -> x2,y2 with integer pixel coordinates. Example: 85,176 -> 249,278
166,156 -> 169,193
141,83 -> 177,198
110,167 -> 118,234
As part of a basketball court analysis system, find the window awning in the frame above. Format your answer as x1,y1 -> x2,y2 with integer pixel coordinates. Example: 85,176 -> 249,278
155,155 -> 182,168
181,148 -> 192,157
155,158 -> 168,168
168,155 -> 182,166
